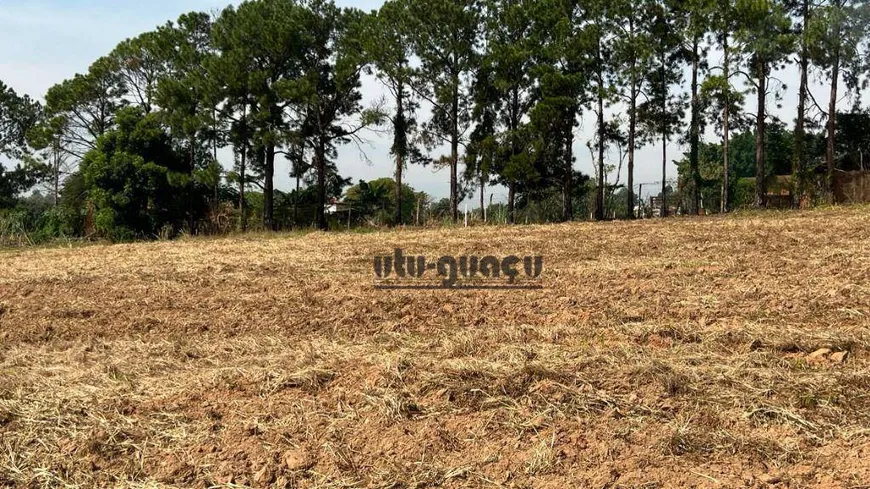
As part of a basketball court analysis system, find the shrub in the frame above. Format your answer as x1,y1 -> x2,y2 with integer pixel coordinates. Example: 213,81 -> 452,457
733,178 -> 756,209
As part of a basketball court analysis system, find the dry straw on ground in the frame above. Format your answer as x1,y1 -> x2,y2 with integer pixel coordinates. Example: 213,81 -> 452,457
1,207 -> 870,488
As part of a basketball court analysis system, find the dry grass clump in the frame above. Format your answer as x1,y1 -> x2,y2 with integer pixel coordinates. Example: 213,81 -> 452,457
2,206 -> 870,487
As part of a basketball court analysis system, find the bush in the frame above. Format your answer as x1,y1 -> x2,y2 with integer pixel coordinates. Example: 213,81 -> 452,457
733,178 -> 756,209
32,206 -> 83,242
0,203 -> 86,246
0,209 -> 31,246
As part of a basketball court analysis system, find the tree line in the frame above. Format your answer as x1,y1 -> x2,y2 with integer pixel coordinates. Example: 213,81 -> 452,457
1,0 -> 869,241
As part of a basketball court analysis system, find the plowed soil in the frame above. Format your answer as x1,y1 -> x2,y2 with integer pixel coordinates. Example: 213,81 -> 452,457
2,207 -> 870,488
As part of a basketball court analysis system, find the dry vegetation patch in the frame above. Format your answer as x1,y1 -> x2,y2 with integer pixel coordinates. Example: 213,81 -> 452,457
1,207 -> 870,488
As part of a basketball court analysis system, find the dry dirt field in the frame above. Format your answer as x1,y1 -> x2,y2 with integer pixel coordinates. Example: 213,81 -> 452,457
1,207 -> 870,488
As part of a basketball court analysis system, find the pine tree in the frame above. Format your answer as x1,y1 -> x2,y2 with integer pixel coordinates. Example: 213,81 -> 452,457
405,0 -> 480,224
612,0 -> 655,218
639,0 -> 687,217
364,0 -> 424,226
807,0 -> 869,197
704,0 -> 743,212
733,0 -> 793,207
481,0 -> 539,223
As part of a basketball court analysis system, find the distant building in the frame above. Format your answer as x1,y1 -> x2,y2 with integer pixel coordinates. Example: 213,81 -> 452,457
834,171 -> 870,204
325,199 -> 352,215
648,196 -> 678,217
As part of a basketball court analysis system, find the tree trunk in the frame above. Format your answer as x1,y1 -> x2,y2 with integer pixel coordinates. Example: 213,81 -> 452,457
395,153 -> 404,226
53,146 -> 60,207
722,34 -> 731,213
450,78 -> 460,224
595,50 -> 606,221
293,140 -> 304,228
627,15 -> 637,220
506,93 -> 521,226
794,0 -> 810,202
238,104 -> 248,232
827,49 -> 840,199
507,181 -> 516,225
315,139 -> 327,231
690,37 -> 702,214
264,144 -> 275,231
661,132 -> 668,218
213,109 -> 219,208
628,80 -> 637,219
394,82 -> 405,226
563,126 -> 574,222
661,58 -> 668,218
755,57 -> 767,208
638,184 -> 644,216
189,133 -> 197,234
294,173 -> 301,226
416,196 -> 421,226
239,146 -> 247,233
479,173 -> 486,223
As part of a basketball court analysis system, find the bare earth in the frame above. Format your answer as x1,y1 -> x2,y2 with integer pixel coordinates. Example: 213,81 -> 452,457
2,207 -> 870,488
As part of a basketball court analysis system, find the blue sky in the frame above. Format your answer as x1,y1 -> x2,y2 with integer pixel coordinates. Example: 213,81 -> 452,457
1,1 -> 856,204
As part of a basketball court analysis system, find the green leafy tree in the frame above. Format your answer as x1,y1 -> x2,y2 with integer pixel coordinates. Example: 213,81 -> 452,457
529,69 -> 580,222
26,115 -> 73,206
837,112 -> 870,171
465,61 -> 499,221
154,12 -> 219,231
44,58 -> 127,159
528,0 -> 593,222
79,107 -> 195,239
1,81 -> 41,160
1,81 -> 44,208
209,10 -> 259,232
344,177 -> 418,223
583,0 -> 618,221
